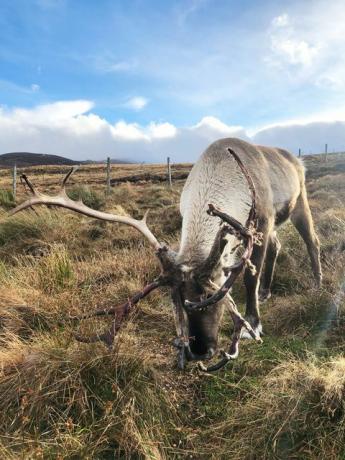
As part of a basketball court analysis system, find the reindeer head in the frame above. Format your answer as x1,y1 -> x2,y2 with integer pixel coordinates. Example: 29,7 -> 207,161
10,149 -> 262,372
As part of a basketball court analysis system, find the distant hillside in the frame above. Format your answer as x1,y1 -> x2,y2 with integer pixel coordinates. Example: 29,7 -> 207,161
0,152 -> 77,168
0,152 -> 133,168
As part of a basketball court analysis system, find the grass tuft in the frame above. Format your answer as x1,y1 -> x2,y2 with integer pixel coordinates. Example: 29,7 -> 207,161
0,189 -> 15,210
36,244 -> 75,293
67,185 -> 105,210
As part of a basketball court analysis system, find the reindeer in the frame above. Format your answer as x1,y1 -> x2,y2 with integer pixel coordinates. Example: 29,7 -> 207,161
10,138 -> 322,371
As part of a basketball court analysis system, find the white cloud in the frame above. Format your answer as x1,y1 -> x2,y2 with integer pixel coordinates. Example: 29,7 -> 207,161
111,121 -> 147,141
107,61 -> 136,72
30,83 -> 40,92
93,57 -> 138,74
271,38 -> 318,67
271,13 -> 289,28
124,97 -> 149,111
6,100 -> 95,126
0,100 -> 344,162
251,109 -> 345,133
265,2 -> 345,99
253,121 -> 345,155
148,122 -> 177,139
193,116 -> 243,136
0,100 -> 245,161
0,80 -> 42,95
250,108 -> 345,154
268,13 -> 319,67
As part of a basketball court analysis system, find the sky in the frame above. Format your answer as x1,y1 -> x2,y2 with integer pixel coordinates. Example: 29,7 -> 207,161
0,0 -> 345,162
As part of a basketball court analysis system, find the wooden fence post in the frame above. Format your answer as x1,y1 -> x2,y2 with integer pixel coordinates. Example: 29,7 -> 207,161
325,143 -> 328,162
12,163 -> 17,202
167,157 -> 172,188
298,148 -> 301,158
106,157 -> 111,195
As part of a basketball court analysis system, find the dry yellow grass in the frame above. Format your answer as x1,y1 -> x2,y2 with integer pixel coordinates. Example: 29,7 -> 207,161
0,154 -> 344,459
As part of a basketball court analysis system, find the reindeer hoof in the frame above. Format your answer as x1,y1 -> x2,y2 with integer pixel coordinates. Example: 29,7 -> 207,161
315,273 -> 322,289
240,320 -> 263,340
259,289 -> 271,302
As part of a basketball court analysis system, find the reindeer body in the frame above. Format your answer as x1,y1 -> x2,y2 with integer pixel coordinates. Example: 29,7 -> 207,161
179,138 -> 303,266
177,138 -> 321,347
10,137 -> 322,370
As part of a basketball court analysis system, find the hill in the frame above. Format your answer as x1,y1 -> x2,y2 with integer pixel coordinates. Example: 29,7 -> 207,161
0,152 -> 77,168
0,152 -> 132,168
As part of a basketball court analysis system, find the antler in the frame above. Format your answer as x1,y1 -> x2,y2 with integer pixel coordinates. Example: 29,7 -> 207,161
184,146 -> 261,312
184,148 -> 263,371
198,290 -> 262,372
10,168 -> 174,348
184,203 -> 257,311
193,147 -> 258,283
70,279 -> 164,347
196,225 -> 232,281
10,167 -> 162,250
226,148 -> 257,226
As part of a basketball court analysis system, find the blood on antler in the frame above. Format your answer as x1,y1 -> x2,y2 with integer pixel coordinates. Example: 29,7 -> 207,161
71,280 -> 164,347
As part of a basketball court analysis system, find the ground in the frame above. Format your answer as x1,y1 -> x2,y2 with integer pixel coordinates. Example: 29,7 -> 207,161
0,154 -> 344,459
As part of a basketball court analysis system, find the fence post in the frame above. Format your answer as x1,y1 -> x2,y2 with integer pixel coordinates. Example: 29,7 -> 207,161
167,157 -> 172,188
12,163 -> 17,202
325,143 -> 328,162
298,148 -> 301,158
106,157 -> 111,196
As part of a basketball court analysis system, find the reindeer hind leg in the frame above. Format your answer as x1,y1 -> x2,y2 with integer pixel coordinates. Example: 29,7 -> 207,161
290,188 -> 322,287
242,219 -> 272,337
259,231 -> 281,302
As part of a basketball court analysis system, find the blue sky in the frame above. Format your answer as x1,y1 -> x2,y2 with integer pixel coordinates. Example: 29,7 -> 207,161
0,0 -> 345,161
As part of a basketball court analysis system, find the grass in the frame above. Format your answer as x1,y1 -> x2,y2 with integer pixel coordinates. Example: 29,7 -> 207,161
0,155 -> 344,458
199,356 -> 345,459
0,190 -> 15,210
67,185 -> 105,210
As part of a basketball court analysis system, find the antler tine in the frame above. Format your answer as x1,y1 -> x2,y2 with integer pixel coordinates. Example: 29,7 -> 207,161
198,290 -> 262,372
197,224 -> 234,281
9,170 -> 162,250
20,174 -> 37,196
71,279 -> 163,347
228,148 -> 257,225
62,165 -> 79,189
